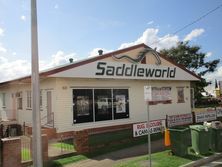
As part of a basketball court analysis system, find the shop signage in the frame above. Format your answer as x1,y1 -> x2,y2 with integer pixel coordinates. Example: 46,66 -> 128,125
167,113 -> 193,127
112,48 -> 161,65
133,120 -> 165,137
96,62 -> 176,78
51,61 -> 199,81
195,111 -> 217,123
216,107 -> 222,117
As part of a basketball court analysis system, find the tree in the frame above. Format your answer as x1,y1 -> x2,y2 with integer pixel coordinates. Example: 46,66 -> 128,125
160,41 -> 220,100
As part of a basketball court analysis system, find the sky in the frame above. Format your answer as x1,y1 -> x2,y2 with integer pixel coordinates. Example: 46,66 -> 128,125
0,0 -> 222,94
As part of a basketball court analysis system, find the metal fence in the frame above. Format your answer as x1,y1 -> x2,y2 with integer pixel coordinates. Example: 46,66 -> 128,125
48,134 -> 75,157
21,136 -> 32,162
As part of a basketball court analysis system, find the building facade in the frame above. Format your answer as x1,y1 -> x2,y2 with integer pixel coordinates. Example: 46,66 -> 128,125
0,44 -> 200,135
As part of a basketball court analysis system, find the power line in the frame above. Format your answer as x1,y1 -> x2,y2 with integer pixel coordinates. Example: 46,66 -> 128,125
150,3 -> 222,47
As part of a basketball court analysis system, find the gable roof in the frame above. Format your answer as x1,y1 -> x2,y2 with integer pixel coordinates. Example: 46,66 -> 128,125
0,43 -> 201,86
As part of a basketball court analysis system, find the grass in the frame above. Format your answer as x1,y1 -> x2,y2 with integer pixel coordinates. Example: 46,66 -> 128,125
51,142 -> 75,151
47,136 -> 152,167
113,150 -> 202,167
21,148 -> 32,161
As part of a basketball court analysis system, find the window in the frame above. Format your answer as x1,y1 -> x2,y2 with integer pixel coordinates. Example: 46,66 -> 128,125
177,87 -> 185,103
94,89 -> 112,121
2,93 -> 6,108
27,91 -> 32,109
113,89 -> 129,119
73,88 -> 129,124
17,92 -> 23,109
73,89 -> 93,123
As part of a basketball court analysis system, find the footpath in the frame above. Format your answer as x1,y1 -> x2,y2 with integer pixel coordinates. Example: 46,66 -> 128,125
64,139 -> 165,167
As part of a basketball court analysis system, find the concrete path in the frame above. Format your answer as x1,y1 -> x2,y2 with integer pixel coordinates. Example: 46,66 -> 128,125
201,158 -> 222,167
64,139 -> 165,167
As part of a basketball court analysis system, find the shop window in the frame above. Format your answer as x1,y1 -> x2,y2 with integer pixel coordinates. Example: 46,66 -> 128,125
177,87 -> 185,103
73,88 -> 129,124
17,92 -> 23,110
94,89 -> 112,121
113,89 -> 129,119
27,91 -> 32,109
73,89 -> 93,123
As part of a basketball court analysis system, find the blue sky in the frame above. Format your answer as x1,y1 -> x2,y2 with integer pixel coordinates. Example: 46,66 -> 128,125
0,0 -> 222,93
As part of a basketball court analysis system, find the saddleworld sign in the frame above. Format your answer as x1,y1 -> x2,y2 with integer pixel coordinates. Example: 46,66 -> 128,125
95,62 -> 176,78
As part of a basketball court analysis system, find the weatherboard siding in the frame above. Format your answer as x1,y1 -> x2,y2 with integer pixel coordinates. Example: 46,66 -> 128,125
54,78 -> 191,133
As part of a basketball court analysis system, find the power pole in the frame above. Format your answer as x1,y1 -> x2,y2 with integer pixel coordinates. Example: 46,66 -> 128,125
31,0 -> 43,166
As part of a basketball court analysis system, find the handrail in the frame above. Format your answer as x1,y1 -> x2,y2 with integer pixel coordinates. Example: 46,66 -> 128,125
41,112 -> 54,128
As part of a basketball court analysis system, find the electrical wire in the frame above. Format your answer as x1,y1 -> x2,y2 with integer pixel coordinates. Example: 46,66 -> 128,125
150,3 -> 222,47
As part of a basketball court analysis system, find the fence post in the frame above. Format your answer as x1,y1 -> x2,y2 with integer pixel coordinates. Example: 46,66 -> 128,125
42,134 -> 48,162
1,137 -> 21,167
73,130 -> 89,153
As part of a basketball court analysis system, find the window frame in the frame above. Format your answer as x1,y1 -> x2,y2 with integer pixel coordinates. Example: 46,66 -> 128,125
177,87 -> 185,103
26,91 -> 32,109
72,87 -> 129,124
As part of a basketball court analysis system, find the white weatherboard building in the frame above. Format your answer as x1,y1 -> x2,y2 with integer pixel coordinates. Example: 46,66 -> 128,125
0,44 -> 200,136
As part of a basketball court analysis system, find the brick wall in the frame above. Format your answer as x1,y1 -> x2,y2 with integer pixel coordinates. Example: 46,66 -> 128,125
1,137 -> 21,167
73,130 -> 89,153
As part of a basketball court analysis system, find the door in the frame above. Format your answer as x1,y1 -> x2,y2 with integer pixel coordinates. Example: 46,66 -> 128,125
46,91 -> 52,124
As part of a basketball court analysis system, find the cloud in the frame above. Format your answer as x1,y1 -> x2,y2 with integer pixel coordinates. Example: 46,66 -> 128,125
0,50 -> 79,82
206,52 -> 212,58
54,4 -> 59,9
88,48 -> 113,58
147,21 -> 154,25
119,28 -> 179,51
0,56 -> 30,82
43,50 -> 78,69
0,43 -> 7,53
20,15 -> 26,21
183,28 -> 205,41
0,27 -> 4,36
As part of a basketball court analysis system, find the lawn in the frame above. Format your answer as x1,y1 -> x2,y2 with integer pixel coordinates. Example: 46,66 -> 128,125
21,148 -> 32,161
113,150 -> 202,167
51,142 -> 75,151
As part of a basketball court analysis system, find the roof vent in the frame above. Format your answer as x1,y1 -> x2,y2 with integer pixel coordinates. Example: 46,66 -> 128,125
69,58 -> 74,63
98,49 -> 103,55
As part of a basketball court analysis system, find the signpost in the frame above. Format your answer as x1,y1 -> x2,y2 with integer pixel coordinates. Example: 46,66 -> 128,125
31,0 -> 43,166
144,86 -> 152,167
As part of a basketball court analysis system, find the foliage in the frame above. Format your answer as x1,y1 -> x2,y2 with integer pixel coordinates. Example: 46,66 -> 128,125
160,42 -> 220,100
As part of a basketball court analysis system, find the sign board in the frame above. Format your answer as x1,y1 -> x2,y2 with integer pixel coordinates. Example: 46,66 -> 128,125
133,120 -> 165,137
167,113 -> 193,127
144,86 -> 152,102
216,107 -> 222,117
195,111 -> 217,123
51,61 -> 199,81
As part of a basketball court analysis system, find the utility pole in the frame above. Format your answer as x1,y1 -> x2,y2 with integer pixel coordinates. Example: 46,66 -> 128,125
31,0 -> 43,166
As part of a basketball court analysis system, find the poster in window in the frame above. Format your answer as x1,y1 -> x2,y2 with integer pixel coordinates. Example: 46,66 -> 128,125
177,88 -> 185,103
97,96 -> 109,114
116,95 -> 126,113
76,96 -> 90,116
152,87 -> 162,101
161,87 -> 171,101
